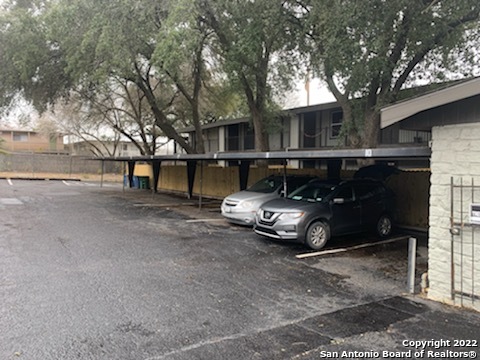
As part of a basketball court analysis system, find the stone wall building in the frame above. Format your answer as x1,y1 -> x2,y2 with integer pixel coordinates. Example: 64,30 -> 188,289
381,77 -> 480,311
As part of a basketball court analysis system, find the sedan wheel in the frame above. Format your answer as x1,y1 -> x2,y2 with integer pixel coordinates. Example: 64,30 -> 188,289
305,221 -> 330,250
376,214 -> 393,237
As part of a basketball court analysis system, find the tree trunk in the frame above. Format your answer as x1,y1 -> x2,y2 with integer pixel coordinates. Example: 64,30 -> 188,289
340,105 -> 362,148
252,109 -> 269,152
191,99 -> 205,153
136,76 -> 196,154
154,116 -> 195,154
361,110 -> 381,148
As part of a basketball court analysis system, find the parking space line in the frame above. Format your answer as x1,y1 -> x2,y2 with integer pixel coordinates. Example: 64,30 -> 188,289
62,180 -> 71,186
295,236 -> 409,259
7,178 -> 13,186
185,219 -> 226,223
134,203 -> 195,208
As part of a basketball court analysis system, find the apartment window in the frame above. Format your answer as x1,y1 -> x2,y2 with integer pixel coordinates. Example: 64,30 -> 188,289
303,112 -> 317,148
226,124 -> 240,151
243,125 -> 255,150
331,111 -> 343,138
13,132 -> 28,142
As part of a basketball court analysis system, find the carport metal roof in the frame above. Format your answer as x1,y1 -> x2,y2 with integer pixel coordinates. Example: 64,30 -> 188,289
94,145 -> 431,199
100,145 -> 430,162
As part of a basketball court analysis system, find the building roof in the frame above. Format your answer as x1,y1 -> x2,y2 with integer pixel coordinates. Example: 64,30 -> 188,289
380,77 -> 480,129
178,101 -> 341,133
0,128 -> 36,133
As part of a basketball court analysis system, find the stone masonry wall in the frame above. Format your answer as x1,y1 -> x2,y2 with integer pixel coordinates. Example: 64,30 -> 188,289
429,123 -> 480,311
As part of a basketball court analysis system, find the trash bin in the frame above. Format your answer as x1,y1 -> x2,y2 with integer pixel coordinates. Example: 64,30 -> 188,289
124,175 -> 139,188
138,176 -> 150,190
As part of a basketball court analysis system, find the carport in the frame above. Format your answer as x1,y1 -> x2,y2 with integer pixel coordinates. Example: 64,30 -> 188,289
94,145 -> 432,297
96,145 -> 431,199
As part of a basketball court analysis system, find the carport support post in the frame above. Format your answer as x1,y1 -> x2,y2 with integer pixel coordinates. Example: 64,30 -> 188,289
407,237 -> 417,294
187,160 -> 197,199
122,161 -> 126,192
152,160 -> 161,193
100,160 -> 105,188
127,161 -> 136,188
239,161 -> 251,191
199,161 -> 203,209
327,159 -> 342,181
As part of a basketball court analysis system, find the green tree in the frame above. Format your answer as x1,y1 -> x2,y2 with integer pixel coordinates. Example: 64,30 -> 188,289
48,0 -> 199,153
299,0 -> 480,148
0,0 -> 233,154
199,0 -> 302,152
0,1 -> 71,114
57,79 -> 165,156
153,0 -> 213,153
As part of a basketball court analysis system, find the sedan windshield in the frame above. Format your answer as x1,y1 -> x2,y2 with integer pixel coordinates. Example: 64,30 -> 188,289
288,182 -> 335,202
247,177 -> 282,193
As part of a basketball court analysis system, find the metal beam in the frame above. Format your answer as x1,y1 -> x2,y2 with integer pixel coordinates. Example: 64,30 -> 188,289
93,146 -> 431,163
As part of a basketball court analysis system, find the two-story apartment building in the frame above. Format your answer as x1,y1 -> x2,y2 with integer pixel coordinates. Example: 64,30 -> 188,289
181,100 -> 431,168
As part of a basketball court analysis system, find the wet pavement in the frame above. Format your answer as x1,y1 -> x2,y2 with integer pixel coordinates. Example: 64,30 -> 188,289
0,179 -> 479,360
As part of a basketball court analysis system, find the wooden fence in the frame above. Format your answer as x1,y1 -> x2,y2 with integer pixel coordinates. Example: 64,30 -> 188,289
143,164 -> 430,230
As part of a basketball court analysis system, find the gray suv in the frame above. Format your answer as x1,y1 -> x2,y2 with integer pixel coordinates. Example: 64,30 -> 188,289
254,179 -> 395,250
221,175 -> 317,226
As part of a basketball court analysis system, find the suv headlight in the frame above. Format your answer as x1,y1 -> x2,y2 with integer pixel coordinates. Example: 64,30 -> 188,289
279,212 -> 304,220
240,201 -> 255,209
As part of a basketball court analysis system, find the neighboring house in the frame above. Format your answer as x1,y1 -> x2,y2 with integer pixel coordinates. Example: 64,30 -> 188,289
70,138 -> 176,157
70,140 -> 140,157
380,76 -> 480,311
0,129 -> 65,153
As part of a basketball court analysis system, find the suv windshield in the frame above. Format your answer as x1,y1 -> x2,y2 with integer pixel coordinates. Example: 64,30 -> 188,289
247,177 -> 283,193
288,182 -> 336,202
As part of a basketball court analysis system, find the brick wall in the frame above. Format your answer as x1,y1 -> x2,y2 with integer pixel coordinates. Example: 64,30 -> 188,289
429,123 -> 480,310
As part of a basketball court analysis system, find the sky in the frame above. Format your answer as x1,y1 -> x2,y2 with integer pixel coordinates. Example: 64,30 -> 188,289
294,78 -> 336,107
1,77 -> 337,130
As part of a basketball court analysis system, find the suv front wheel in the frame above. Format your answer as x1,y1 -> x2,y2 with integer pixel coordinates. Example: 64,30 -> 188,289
305,221 -> 330,250
376,214 -> 393,237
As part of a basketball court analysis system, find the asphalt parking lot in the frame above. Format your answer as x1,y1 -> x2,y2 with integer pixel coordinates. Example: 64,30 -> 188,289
1,179 -> 479,360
